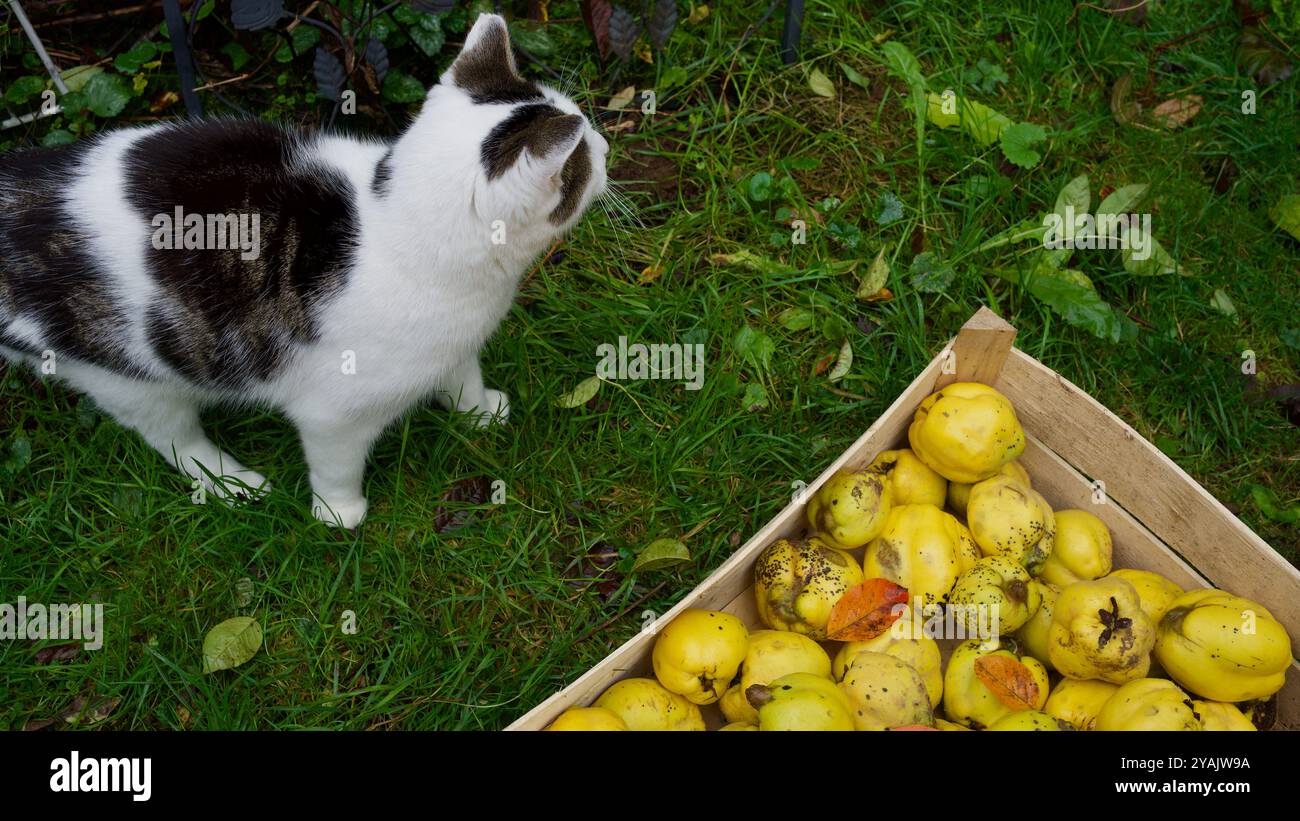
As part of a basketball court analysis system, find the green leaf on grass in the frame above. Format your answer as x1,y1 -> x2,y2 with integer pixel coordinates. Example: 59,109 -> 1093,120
909,251 -> 956,293
742,382 -> 769,412
976,218 -> 1049,253
808,68 -> 836,98
509,20 -> 553,58
555,376 -> 601,408
1121,235 -> 1184,276
1019,265 -> 1137,343
1269,195 -> 1300,241
61,65 -> 103,93
828,339 -> 853,382
275,25 -> 321,62
202,616 -> 262,673
875,191 -> 904,225
856,248 -> 890,299
925,91 -> 1013,146
1250,485 -> 1300,525
840,62 -> 870,90
632,538 -> 691,572
221,41 -> 252,72
746,171 -> 774,202
880,41 -> 927,143
734,326 -> 776,373
777,307 -> 816,331
1210,289 -> 1238,320
1096,184 -> 1148,221
1000,122 -> 1047,168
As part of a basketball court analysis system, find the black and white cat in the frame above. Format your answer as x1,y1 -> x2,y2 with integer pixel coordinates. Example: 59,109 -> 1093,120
0,14 -> 608,528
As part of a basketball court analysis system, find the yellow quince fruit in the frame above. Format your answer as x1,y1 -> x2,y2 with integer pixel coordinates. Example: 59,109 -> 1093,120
1038,509 -> 1112,586
807,469 -> 892,549
1107,568 -> 1184,625
544,707 -> 629,731
863,504 -> 974,608
868,449 -> 947,507
1154,589 -> 1291,702
1043,678 -> 1118,730
1094,678 -> 1201,731
967,474 -> 1055,572
948,555 -> 1041,634
594,678 -> 706,730
651,608 -> 749,705
747,672 -> 855,731
908,382 -> 1025,484
947,460 -> 1030,517
838,651 -> 935,730
754,536 -> 863,639
718,629 -> 832,725
1049,577 -> 1155,684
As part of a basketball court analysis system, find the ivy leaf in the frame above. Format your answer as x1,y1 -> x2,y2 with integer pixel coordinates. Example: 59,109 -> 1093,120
82,73 -> 132,117
201,617 -> 263,673
231,0 -> 284,31
313,47 -> 346,102
746,171 -> 773,202
411,14 -> 446,57
608,5 -> 640,62
114,41 -> 158,74
647,0 -> 678,50
631,538 -> 690,573
1000,122 -> 1047,168
4,75 -> 46,105
221,41 -> 252,72
382,69 -> 426,103
555,376 -> 602,408
363,38 -> 389,84
909,251 -> 956,293
1269,194 -> 1300,241
275,25 -> 321,63
808,68 -> 836,98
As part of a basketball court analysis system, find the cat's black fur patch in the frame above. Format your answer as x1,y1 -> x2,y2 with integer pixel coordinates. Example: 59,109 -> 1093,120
451,19 -> 544,105
0,141 -> 143,375
551,138 -> 591,225
372,148 -> 394,197
123,119 -> 357,388
480,104 -> 583,181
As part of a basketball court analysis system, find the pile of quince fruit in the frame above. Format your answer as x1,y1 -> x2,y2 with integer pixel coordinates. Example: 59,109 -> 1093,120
545,383 -> 1292,731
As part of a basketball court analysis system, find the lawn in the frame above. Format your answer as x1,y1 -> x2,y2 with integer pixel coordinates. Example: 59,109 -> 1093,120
1,0 -> 1297,730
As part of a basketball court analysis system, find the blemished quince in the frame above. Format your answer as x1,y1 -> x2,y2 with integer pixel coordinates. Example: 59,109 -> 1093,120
967,474 -> 1056,572
948,555 -> 1041,634
947,460 -> 1030,517
908,382 -> 1026,484
754,536 -> 863,639
1048,577 -> 1154,684
831,607 -> 944,706
863,504 -> 976,608
1155,589 -> 1291,702
651,609 -> 749,705
807,469 -> 892,549
718,721 -> 758,731
1193,701 -> 1256,731
1107,568 -> 1184,625
747,672 -> 855,731
987,710 -> 1065,731
838,651 -> 934,730
1043,678 -> 1118,730
1037,509 -> 1112,586
719,630 -> 832,725
934,718 -> 972,731
594,677 -> 705,730
544,706 -> 629,731
868,449 -> 947,507
942,637 -> 1049,730
1094,678 -> 1201,731
1014,579 -> 1059,671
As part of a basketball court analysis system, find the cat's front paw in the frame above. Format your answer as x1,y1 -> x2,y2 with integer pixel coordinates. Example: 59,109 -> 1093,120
312,495 -> 368,529
474,389 -> 510,428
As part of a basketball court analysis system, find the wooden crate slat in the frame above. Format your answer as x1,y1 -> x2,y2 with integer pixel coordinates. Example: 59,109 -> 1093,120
997,348 -> 1300,660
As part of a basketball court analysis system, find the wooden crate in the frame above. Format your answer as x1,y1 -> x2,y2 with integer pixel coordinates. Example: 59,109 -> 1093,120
509,308 -> 1300,730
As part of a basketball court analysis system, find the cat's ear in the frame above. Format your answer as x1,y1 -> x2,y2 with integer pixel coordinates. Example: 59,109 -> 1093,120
526,114 -> 585,179
447,14 -> 538,103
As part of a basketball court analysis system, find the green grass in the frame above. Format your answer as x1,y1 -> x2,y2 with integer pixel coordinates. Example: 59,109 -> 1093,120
2,0 -> 1297,730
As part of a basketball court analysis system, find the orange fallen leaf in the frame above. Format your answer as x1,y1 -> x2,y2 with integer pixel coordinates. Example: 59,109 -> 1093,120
813,351 -> 837,376
826,578 -> 909,641
1151,95 -> 1202,129
863,287 -> 893,302
974,655 -> 1040,711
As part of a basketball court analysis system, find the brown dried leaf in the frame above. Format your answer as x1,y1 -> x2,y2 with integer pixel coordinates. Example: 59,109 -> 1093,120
434,476 -> 491,533
974,655 -> 1040,711
826,578 -> 910,641
34,643 -> 81,665
1151,95 -> 1202,129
